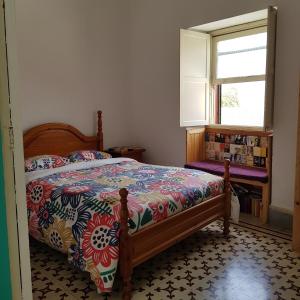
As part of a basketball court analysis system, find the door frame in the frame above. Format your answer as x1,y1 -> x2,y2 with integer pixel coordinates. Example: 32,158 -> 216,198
0,0 -> 33,299
293,79 -> 300,253
0,133 -> 12,300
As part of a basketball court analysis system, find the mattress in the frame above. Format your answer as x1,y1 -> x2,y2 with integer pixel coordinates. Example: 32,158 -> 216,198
26,157 -> 224,293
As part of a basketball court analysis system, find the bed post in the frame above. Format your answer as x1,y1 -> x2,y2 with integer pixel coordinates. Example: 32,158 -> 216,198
97,111 -> 104,151
223,159 -> 231,236
119,188 -> 133,300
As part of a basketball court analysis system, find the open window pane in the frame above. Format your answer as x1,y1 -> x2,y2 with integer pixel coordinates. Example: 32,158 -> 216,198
217,32 -> 267,78
220,81 -> 265,126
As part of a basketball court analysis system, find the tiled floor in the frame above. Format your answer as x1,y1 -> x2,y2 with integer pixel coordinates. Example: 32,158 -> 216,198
30,221 -> 300,300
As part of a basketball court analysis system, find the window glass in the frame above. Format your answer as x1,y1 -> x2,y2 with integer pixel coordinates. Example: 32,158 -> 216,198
217,32 -> 267,78
220,81 -> 265,126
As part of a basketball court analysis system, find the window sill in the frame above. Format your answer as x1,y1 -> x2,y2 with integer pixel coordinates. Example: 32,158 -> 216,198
205,124 -> 273,136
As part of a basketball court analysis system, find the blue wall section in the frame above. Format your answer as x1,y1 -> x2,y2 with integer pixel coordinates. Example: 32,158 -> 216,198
0,132 -> 12,300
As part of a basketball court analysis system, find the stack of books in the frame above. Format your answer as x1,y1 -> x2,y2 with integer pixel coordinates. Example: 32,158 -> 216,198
232,184 -> 262,217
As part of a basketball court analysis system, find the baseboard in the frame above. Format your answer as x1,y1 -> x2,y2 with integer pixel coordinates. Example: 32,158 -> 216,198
269,204 -> 293,215
269,206 -> 293,232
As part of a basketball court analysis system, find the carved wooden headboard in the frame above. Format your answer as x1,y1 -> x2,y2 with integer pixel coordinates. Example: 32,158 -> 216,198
23,111 -> 103,158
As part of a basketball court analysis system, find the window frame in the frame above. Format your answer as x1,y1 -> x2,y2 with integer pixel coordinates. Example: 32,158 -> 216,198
210,24 -> 268,128
212,25 -> 267,85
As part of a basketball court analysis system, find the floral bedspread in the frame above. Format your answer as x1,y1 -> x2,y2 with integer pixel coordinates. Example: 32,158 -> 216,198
26,158 -> 224,293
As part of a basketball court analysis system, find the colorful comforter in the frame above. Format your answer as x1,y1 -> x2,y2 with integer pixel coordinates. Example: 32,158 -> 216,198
26,158 -> 224,293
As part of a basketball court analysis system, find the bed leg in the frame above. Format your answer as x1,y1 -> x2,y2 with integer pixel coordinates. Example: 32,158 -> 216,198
123,277 -> 132,300
119,188 -> 133,300
223,159 -> 231,236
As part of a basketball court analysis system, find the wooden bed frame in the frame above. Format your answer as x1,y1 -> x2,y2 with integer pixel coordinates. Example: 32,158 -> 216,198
23,111 -> 231,300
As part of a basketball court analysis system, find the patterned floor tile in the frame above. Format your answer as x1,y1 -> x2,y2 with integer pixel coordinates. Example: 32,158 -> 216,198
30,221 -> 300,300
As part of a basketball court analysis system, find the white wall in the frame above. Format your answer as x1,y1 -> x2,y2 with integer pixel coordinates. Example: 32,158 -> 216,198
16,0 -> 130,147
16,0 -> 300,212
129,0 -> 300,212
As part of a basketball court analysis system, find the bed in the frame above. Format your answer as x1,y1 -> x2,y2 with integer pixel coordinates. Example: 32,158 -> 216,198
24,111 -> 231,300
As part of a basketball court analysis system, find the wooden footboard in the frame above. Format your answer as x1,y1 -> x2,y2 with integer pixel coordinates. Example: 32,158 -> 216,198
119,159 -> 231,300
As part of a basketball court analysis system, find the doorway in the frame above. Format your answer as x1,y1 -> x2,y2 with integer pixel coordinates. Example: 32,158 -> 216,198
0,0 -> 32,299
0,133 -> 12,300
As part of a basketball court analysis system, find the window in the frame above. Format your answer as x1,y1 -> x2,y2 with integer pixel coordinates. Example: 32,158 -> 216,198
180,7 -> 277,130
212,28 -> 267,127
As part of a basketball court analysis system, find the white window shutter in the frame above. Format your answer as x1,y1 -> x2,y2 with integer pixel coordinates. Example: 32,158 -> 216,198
264,6 -> 277,130
180,29 -> 211,127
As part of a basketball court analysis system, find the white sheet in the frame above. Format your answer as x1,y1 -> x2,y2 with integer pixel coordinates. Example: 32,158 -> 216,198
25,157 -> 135,184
